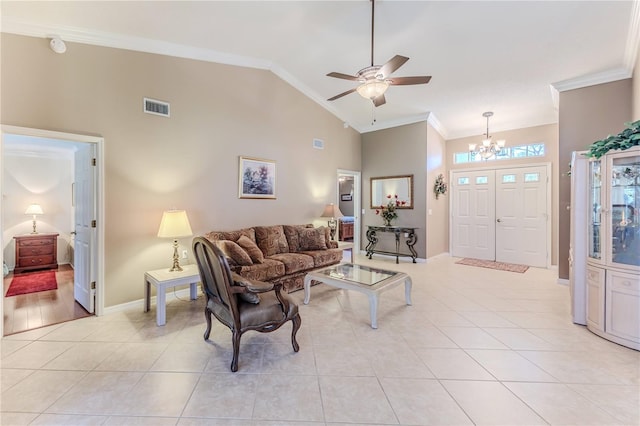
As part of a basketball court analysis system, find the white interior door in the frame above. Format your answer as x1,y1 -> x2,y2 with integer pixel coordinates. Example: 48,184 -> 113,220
451,170 -> 496,260
495,166 -> 548,267
74,144 -> 96,313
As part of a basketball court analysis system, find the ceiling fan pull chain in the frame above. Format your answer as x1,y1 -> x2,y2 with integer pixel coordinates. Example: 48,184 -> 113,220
371,104 -> 377,125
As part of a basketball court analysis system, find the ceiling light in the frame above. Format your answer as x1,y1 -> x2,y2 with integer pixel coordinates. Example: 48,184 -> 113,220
469,112 -> 506,160
356,79 -> 389,100
49,37 -> 67,54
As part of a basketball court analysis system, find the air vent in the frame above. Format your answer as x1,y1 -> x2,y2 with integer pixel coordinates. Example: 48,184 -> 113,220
143,97 -> 170,117
313,139 -> 324,150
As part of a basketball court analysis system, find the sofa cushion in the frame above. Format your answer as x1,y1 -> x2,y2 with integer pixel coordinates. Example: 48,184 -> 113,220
297,227 -> 328,251
255,225 -> 289,256
215,240 -> 253,266
283,224 -> 313,252
303,247 -> 344,268
237,235 -> 264,264
235,258 -> 285,282
268,253 -> 314,275
205,228 -> 256,244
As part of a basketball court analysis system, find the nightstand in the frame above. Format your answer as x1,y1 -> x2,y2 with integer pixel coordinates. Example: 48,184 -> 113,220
144,264 -> 200,326
13,233 -> 59,274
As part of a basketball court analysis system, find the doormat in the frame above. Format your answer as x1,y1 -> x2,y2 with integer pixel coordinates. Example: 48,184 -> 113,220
455,258 -> 529,273
6,271 -> 58,296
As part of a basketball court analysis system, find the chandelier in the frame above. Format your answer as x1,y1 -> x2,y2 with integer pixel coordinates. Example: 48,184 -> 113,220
469,112 -> 506,160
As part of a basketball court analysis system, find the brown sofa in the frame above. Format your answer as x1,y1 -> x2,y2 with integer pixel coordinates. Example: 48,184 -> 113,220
204,224 -> 343,292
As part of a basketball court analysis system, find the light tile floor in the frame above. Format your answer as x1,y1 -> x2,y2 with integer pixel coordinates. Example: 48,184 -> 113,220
1,255 -> 638,425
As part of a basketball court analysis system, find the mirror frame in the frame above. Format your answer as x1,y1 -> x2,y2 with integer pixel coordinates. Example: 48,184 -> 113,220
370,174 -> 414,209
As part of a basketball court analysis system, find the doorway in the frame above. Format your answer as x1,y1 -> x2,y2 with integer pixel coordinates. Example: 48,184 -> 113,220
337,169 -> 361,255
1,126 -> 104,336
450,164 -> 550,268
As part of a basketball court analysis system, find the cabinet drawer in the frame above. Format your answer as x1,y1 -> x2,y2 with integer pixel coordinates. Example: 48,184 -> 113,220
17,238 -> 54,247
17,255 -> 55,268
18,245 -> 54,257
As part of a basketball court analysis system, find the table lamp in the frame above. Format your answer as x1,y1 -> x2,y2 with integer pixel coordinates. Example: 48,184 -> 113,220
25,204 -> 44,234
157,209 -> 193,272
320,203 -> 344,241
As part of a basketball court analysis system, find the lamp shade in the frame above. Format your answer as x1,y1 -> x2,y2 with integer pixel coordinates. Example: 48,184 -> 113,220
320,203 -> 344,218
25,204 -> 44,215
157,210 -> 193,238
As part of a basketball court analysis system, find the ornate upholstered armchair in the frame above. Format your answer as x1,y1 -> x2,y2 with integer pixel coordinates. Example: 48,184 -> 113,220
192,236 -> 301,372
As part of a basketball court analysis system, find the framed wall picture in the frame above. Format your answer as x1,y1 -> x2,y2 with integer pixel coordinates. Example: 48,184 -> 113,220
238,156 -> 276,199
341,194 -> 352,201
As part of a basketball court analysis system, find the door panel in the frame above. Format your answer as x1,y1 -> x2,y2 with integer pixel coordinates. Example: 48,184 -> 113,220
495,166 -> 547,267
74,144 -> 96,313
451,171 -> 496,260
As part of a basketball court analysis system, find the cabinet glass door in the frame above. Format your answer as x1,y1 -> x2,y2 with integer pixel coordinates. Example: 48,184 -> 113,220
610,154 -> 640,267
589,160 -> 602,260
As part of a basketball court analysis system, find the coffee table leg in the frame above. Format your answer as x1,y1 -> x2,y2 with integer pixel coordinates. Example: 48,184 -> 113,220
404,277 -> 413,305
368,294 -> 379,329
157,284 -> 166,326
303,276 -> 312,304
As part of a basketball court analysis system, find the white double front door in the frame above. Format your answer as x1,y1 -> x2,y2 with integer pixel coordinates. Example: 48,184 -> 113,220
451,165 -> 549,268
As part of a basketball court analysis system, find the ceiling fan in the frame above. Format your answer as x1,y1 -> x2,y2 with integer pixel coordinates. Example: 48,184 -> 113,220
326,0 -> 431,107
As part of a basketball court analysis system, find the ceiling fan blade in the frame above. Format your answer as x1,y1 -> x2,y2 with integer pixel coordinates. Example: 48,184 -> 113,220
388,76 -> 432,85
328,87 -> 357,101
378,55 -> 409,78
372,94 -> 386,107
327,72 -> 359,81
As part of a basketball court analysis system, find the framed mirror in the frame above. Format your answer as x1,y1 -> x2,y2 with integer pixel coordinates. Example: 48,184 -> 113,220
370,174 -> 413,209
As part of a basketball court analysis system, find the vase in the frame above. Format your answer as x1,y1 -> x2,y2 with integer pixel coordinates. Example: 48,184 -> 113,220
383,218 -> 392,227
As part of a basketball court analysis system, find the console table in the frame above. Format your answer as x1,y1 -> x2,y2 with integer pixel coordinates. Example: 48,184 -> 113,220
366,226 -> 418,264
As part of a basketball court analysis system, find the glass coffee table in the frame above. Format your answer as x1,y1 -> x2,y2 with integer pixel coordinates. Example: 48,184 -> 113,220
303,263 -> 412,329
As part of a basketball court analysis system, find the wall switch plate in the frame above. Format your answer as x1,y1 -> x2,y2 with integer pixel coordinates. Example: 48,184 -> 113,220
182,250 -> 188,259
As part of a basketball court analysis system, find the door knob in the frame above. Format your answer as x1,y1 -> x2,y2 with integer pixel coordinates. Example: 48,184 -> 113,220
497,218 -> 502,223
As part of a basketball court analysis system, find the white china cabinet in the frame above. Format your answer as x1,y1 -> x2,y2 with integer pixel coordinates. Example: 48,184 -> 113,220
571,146 -> 639,350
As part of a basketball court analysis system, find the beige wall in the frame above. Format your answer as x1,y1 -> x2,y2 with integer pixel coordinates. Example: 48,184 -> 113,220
447,123 -> 559,266
1,34 -> 361,307
362,121 -> 428,259
360,120 -> 449,260
558,79 -> 632,279
3,148 -> 75,267
426,122 -> 449,258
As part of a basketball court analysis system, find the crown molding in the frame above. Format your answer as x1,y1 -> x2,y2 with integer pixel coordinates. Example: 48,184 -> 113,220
624,0 -> 640,71
427,112 -> 448,140
1,18 -> 273,70
551,67 -> 631,93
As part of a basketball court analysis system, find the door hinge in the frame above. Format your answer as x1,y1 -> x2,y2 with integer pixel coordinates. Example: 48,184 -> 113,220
92,158 -> 96,166
91,220 -> 97,228
90,281 -> 96,290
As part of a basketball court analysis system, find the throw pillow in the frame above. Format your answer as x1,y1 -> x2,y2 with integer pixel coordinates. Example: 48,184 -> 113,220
254,225 -> 290,256
215,240 -> 253,266
237,235 -> 265,264
298,227 -> 328,251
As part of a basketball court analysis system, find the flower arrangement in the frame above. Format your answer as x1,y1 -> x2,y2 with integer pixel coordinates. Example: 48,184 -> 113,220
376,194 -> 406,226
434,174 -> 448,199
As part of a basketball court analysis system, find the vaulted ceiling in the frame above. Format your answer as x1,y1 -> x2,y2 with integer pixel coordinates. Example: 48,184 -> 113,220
2,1 -> 638,138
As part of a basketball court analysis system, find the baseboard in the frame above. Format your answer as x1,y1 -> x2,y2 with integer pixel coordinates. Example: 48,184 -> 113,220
103,286 -> 201,316
557,278 -> 570,286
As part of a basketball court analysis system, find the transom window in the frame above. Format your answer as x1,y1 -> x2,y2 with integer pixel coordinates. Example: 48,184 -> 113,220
454,143 -> 545,164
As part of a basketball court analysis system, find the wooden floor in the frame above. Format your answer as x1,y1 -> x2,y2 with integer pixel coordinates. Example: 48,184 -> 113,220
3,265 -> 92,336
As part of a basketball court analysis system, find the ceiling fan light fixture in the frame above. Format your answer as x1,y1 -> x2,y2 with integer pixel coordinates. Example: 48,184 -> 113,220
356,79 -> 389,100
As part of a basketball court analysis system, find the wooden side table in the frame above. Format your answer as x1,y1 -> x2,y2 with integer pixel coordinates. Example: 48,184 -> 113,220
13,233 -> 59,273
144,264 -> 200,326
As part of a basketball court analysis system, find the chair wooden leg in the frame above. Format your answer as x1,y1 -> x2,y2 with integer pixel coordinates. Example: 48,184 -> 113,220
230,330 -> 241,372
203,307 -> 212,340
291,313 -> 301,352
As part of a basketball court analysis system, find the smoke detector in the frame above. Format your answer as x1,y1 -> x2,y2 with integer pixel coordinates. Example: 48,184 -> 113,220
49,37 -> 67,54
